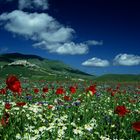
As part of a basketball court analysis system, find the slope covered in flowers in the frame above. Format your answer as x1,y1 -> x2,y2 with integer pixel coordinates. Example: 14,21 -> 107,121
0,75 -> 140,140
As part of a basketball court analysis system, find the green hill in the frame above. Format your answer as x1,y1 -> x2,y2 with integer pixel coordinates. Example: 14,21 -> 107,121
95,74 -> 140,82
0,53 -> 94,80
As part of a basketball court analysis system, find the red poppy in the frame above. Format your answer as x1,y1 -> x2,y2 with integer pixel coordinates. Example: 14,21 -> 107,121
69,86 -> 76,94
137,91 -> 140,94
64,95 -> 72,101
42,87 -> 48,93
5,103 -> 11,110
107,87 -> 112,92
6,75 -> 22,95
56,87 -> 65,95
0,112 -> 10,127
16,102 -> 26,107
34,88 -> 39,94
0,88 -> 7,95
86,85 -> 96,95
114,105 -> 130,117
116,83 -> 121,90
132,121 -> 140,132
111,89 -> 117,96
111,91 -> 115,96
123,90 -> 126,94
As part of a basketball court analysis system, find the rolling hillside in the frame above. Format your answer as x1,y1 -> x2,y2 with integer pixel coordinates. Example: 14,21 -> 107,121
0,53 -> 94,80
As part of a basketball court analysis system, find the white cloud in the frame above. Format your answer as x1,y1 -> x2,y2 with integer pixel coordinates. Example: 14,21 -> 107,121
0,10 -> 88,55
39,27 -> 74,43
86,40 -> 103,46
18,0 -> 49,10
33,41 -> 88,55
113,53 -> 140,66
0,11 -> 52,36
0,9 -> 103,55
0,10 -> 72,41
82,57 -> 110,67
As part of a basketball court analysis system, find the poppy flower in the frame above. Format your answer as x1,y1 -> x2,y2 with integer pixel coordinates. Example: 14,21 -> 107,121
6,75 -> 22,95
34,88 -> 39,94
16,102 -> 26,107
69,86 -> 76,94
116,83 -> 121,90
0,112 -> 10,127
111,91 -> 115,97
56,87 -> 65,95
86,85 -> 96,95
64,95 -> 72,101
110,89 -> 117,96
107,88 -> 112,92
132,121 -> 140,132
5,103 -> 11,110
0,88 -> 7,95
123,90 -> 126,94
42,87 -> 48,93
114,105 -> 130,117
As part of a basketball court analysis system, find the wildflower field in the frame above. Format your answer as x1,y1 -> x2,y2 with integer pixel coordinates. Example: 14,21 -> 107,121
0,75 -> 140,140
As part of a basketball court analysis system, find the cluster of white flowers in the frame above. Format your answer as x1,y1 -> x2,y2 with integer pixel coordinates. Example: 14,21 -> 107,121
84,118 -> 98,132
16,132 -> 41,140
100,135 -> 111,140
46,114 -> 68,139
73,126 -> 83,136
106,109 -> 113,116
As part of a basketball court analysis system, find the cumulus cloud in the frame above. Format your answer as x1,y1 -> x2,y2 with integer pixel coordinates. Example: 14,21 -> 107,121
0,10 -> 89,55
39,27 -> 74,43
113,53 -> 140,66
33,41 -> 88,55
0,10 -> 74,42
85,40 -> 103,46
82,57 -> 110,67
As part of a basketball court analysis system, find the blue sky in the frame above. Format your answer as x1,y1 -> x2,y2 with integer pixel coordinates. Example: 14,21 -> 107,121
0,0 -> 140,75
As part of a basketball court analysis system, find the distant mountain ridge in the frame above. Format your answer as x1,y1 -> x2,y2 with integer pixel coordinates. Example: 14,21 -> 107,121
0,53 -> 93,80
1,53 -> 44,61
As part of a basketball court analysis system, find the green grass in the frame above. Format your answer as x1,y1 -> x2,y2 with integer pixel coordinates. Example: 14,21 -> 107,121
95,74 -> 140,82
0,79 -> 139,140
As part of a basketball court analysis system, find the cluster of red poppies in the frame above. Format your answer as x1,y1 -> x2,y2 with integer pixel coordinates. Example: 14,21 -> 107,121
0,75 -> 139,133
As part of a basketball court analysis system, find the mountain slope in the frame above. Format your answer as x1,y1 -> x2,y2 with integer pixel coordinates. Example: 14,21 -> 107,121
0,53 -> 94,80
